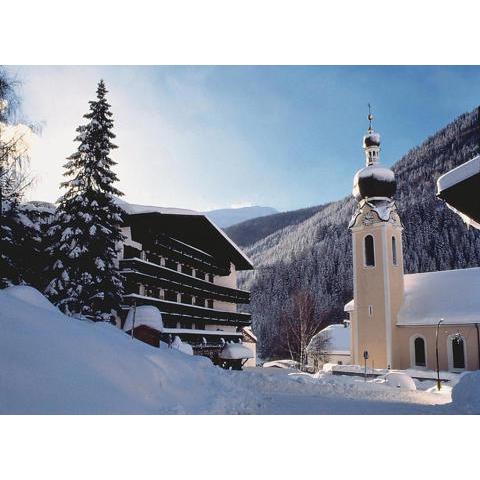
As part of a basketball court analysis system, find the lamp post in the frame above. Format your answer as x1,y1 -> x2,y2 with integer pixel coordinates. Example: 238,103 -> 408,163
435,318 -> 444,391
130,301 -> 137,340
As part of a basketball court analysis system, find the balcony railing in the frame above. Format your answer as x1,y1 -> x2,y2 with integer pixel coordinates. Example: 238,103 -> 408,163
122,293 -> 252,327
120,257 -> 250,304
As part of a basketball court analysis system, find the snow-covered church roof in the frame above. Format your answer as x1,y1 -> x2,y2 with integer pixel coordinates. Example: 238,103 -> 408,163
345,267 -> 480,326
397,267 -> 480,326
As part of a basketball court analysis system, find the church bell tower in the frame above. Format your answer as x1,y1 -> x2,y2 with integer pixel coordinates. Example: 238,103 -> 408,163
349,108 -> 404,369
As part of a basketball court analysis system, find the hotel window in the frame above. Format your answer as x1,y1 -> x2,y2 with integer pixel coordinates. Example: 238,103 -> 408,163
180,293 -> 192,305
364,235 -> 375,267
392,236 -> 398,266
208,273 -> 214,283
196,270 -> 206,280
181,264 -> 193,276
145,286 -> 156,298
206,299 -> 214,309
165,258 -> 177,270
164,290 -> 177,302
195,296 -> 206,307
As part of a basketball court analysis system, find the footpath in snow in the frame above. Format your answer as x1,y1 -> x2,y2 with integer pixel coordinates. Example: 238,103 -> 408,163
1,286 -> 478,414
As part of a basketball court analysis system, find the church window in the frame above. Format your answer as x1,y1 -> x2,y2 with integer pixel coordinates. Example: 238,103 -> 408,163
364,235 -> 375,267
392,236 -> 398,266
451,336 -> 465,370
414,337 -> 426,367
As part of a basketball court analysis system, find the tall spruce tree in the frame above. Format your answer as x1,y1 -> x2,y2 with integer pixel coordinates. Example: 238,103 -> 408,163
45,80 -> 125,321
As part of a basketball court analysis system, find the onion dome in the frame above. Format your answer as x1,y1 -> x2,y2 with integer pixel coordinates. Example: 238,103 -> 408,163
352,106 -> 396,201
353,165 -> 396,201
363,131 -> 381,148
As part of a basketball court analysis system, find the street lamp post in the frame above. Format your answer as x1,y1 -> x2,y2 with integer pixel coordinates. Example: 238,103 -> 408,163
436,318 -> 444,391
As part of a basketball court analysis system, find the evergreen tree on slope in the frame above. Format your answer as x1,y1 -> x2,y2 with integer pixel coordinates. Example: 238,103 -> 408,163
45,80 -> 124,321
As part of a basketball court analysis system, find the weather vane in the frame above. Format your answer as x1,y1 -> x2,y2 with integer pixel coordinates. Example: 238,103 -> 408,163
368,103 -> 373,132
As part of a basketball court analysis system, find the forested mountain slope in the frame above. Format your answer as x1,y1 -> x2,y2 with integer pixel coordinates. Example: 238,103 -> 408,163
225,204 -> 326,247
239,108 -> 480,359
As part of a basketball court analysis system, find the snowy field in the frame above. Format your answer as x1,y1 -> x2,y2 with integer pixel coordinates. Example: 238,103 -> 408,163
0,286 -> 478,415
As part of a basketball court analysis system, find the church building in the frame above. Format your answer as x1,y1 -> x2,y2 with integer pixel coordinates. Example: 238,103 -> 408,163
345,113 -> 480,373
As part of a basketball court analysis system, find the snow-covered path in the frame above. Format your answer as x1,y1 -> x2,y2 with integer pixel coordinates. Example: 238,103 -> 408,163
227,368 -> 454,415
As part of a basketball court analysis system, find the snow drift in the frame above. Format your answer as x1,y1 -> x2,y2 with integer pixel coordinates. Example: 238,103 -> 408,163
451,371 -> 480,414
0,286 -> 256,414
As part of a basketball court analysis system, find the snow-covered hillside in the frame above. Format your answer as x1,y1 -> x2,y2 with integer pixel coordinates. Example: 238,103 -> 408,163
1,286 -> 477,414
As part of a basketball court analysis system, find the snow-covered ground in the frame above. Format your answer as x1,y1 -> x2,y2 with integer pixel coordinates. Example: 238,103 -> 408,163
0,286 -> 477,414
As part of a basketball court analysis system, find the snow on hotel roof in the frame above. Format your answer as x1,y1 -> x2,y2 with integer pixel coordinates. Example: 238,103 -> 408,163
345,267 -> 480,326
116,198 -> 254,270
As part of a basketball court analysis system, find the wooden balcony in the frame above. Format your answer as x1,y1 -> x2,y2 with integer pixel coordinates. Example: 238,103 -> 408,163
120,257 -> 250,304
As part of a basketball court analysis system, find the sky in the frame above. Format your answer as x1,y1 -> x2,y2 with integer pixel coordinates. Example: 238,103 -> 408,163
9,65 -> 480,212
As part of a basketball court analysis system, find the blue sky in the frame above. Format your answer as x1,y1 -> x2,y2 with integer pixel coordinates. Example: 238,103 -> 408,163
11,66 -> 480,212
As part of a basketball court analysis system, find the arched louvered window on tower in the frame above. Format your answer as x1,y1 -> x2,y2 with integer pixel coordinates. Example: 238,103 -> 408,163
392,236 -> 398,266
364,234 -> 375,267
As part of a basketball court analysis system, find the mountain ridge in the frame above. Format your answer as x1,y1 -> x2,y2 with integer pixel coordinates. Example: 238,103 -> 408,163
202,205 -> 278,228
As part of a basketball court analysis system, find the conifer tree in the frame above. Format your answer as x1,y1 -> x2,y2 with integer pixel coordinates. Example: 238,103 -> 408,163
0,68 -> 36,288
45,80 -> 125,321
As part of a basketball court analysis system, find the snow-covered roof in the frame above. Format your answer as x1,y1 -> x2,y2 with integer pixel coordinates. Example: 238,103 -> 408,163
218,343 -> 254,360
115,197 -> 201,216
344,299 -> 354,312
436,156 -> 480,230
346,267 -> 480,326
308,323 -> 351,355
123,305 -> 164,332
437,155 -> 480,193
398,267 -> 480,326
243,326 -> 257,342
262,359 -> 299,369
118,198 -> 254,270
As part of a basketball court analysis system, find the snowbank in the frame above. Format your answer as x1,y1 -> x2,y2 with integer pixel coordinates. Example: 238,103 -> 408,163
219,342 -> 254,360
384,372 -> 416,391
451,371 -> 480,414
122,305 -> 163,333
3,285 -> 59,313
0,287 -> 256,414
